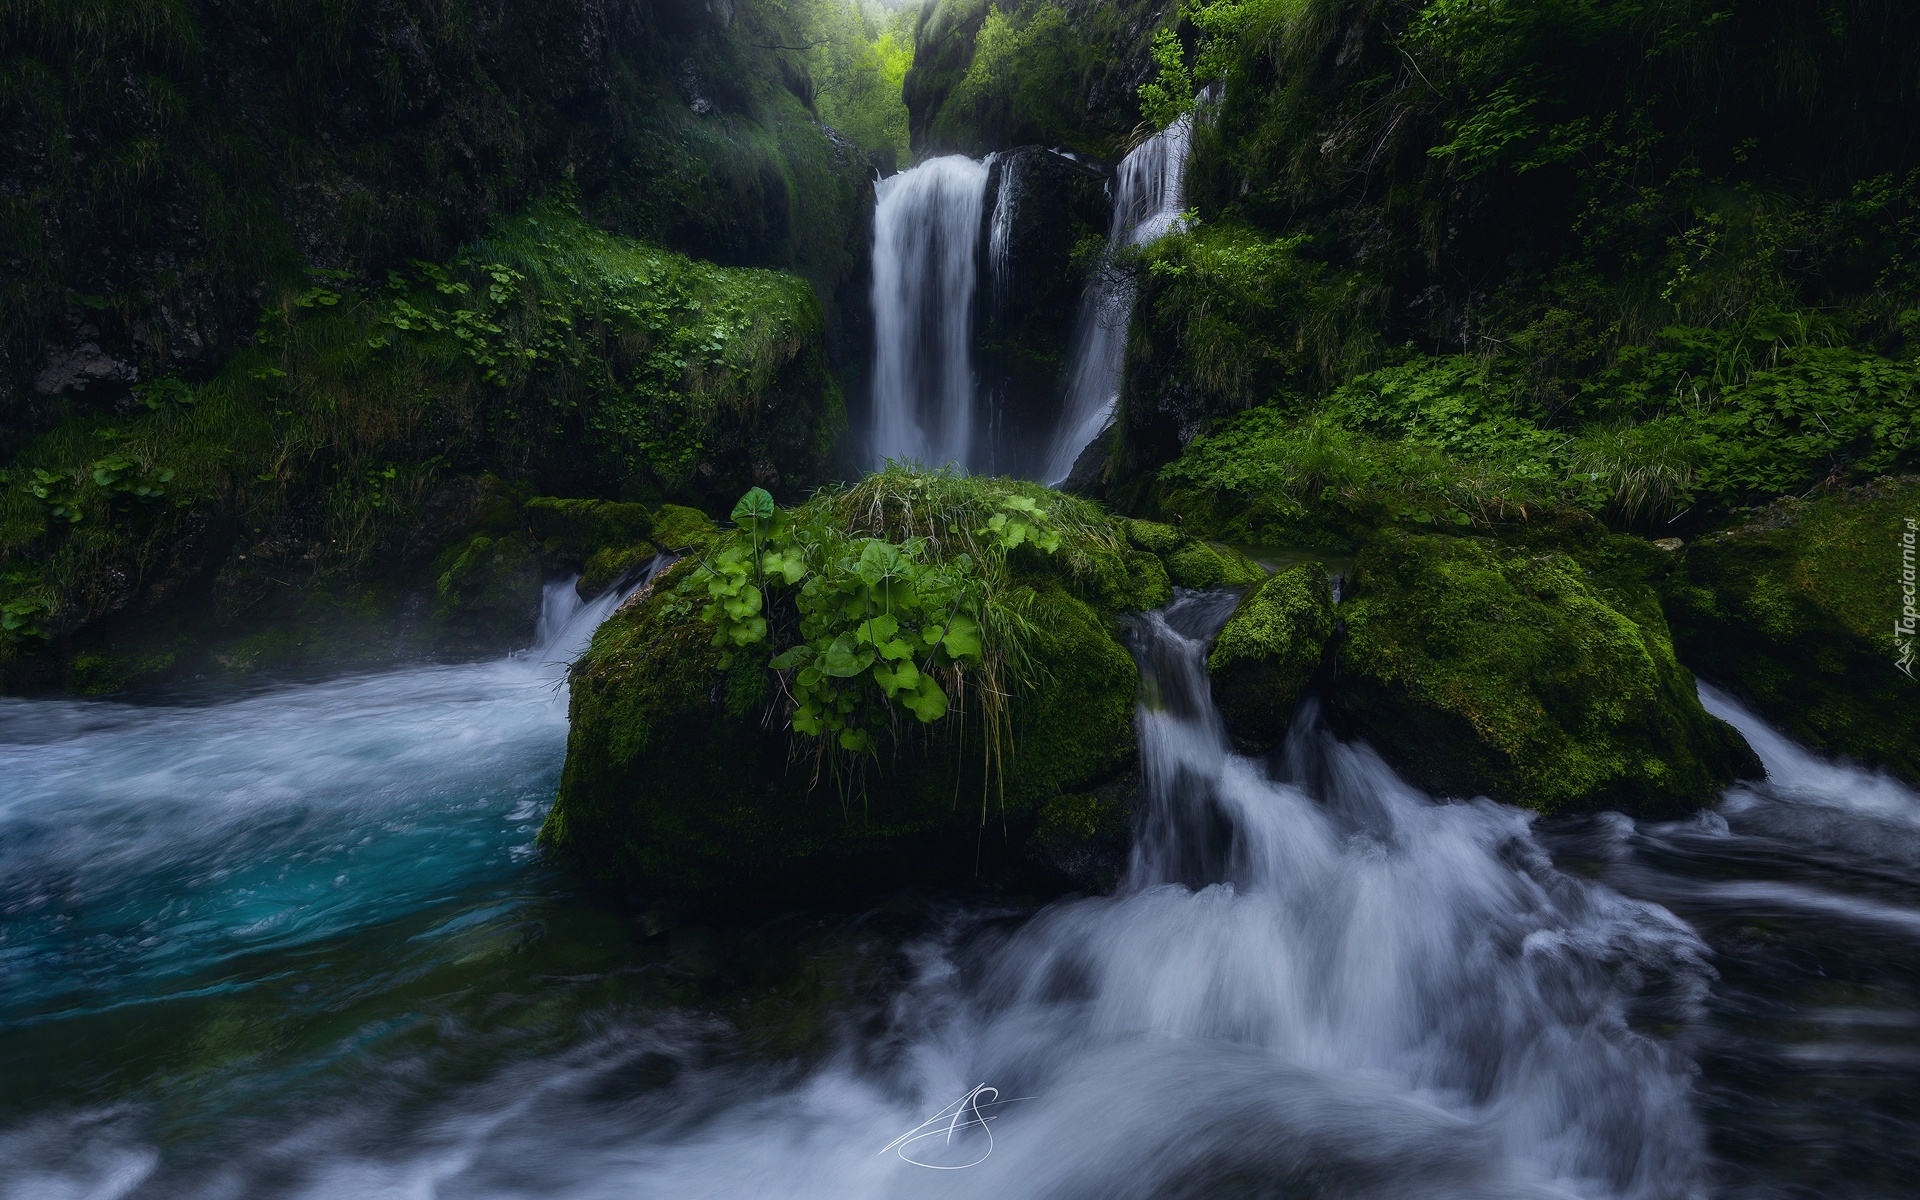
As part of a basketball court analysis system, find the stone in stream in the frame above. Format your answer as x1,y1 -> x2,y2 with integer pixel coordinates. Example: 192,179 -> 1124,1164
1325,531 -> 1761,818
1207,563 -> 1337,755
1663,474 -> 1920,783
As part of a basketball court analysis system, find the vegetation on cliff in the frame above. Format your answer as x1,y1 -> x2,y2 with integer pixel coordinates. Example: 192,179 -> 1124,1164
1095,0 -> 1920,534
0,208 -> 840,686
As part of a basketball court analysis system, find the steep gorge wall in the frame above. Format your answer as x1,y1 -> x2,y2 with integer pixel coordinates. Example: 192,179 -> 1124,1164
1,0 -> 877,445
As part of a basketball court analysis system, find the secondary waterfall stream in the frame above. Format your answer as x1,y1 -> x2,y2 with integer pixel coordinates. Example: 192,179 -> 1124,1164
1043,115 -> 1194,484
4,580 -> 1917,1197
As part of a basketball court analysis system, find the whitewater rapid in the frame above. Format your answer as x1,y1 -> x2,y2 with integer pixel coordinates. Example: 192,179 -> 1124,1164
2,585 -> 1916,1198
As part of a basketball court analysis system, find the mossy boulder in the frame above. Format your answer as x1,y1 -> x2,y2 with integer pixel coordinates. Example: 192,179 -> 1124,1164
542,569 -> 1139,900
1124,519 -> 1265,589
1025,767 -> 1138,893
1328,532 -> 1760,816
431,532 -> 544,653
649,505 -> 720,553
525,498 -> 654,561
1665,476 -> 1920,781
1207,564 -> 1337,753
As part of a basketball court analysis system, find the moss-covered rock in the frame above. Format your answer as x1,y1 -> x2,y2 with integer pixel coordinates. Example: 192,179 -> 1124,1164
526,498 -> 654,562
1124,519 -> 1264,589
431,532 -> 544,653
648,504 -> 720,553
1207,564 -> 1336,753
1665,476 -> 1920,781
1329,532 -> 1759,816
1026,766 -> 1137,893
542,566 -> 1139,900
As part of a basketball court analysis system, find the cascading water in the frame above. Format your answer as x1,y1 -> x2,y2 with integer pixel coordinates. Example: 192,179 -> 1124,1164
869,155 -> 990,471
1042,115 -> 1194,485
4,577 -> 1918,1197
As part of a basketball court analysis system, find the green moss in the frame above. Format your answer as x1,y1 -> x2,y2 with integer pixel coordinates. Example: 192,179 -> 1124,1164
1207,563 -> 1335,752
67,648 -> 176,696
1666,475 -> 1920,780
525,498 -> 653,562
1124,518 -> 1185,555
540,503 -> 1142,899
649,504 -> 718,553
1330,531 -> 1758,816
1,206 -> 839,689
1026,766 -> 1137,892
431,532 -> 543,650
580,544 -> 657,599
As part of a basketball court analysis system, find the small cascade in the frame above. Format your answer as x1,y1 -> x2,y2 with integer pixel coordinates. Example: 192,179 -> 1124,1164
1042,115 -> 1194,485
528,555 -> 667,663
986,150 -> 1018,319
869,155 -> 990,471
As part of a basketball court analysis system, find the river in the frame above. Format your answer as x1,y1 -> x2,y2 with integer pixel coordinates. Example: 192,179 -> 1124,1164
1,587 -> 1914,1198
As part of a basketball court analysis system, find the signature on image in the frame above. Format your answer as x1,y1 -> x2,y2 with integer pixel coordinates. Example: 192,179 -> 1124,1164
878,1082 -> 1034,1170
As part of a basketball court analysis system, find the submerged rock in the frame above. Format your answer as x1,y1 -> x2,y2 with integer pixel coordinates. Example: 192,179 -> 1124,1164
1328,532 -> 1760,816
1665,475 -> 1920,781
1208,564 -> 1337,754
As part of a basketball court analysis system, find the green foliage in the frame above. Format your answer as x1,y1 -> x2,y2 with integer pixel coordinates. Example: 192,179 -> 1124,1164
1157,327 -> 1920,538
0,206 -> 838,668
761,0 -> 917,165
909,0 -> 1167,155
689,474 -> 1080,761
1116,0 -> 1920,518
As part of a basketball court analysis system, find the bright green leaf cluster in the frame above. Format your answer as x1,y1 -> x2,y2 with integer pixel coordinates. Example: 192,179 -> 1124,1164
691,484 -> 1052,755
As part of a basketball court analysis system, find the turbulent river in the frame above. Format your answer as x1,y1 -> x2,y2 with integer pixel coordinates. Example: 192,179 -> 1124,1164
2,585 -> 1916,1199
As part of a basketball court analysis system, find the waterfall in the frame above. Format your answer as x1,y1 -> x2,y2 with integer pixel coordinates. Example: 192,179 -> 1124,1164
869,155 -> 990,471
987,151 -> 1018,319
1042,114 -> 1194,485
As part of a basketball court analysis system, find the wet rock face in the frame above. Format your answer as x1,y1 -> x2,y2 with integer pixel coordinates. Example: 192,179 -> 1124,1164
1326,532 -> 1760,817
974,146 -> 1111,477
1665,475 -> 1920,783
1208,564 -> 1337,755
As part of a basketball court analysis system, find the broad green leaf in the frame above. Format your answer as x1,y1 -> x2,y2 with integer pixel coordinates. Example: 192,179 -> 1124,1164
878,637 -> 915,662
821,633 -> 875,678
731,486 -> 775,529
874,660 -> 920,697
838,727 -> 870,752
901,674 -> 949,722
768,645 -> 812,669
941,614 -> 981,660
856,613 -> 899,646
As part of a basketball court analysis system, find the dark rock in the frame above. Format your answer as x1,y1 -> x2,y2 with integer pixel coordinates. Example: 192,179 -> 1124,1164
1665,475 -> 1920,782
974,146 -> 1111,478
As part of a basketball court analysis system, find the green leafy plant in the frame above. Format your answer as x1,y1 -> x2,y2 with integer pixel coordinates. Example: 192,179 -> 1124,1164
687,470 -> 1105,813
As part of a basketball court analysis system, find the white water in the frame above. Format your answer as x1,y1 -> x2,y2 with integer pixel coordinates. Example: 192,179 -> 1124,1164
987,151 -> 1017,320
6,583 -> 1919,1196
869,155 -> 990,471
1043,115 -> 1195,485
0,569 -> 650,1024
232,589 -> 1711,1199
